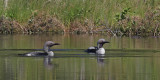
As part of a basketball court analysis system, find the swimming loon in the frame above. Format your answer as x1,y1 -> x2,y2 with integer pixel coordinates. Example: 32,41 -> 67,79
86,39 -> 109,54
19,41 -> 60,56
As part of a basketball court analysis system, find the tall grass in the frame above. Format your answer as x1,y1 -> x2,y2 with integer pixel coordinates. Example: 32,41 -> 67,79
0,0 -> 159,28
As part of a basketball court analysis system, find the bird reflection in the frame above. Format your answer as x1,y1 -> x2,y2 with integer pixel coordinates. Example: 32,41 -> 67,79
96,55 -> 106,80
97,55 -> 105,66
43,56 -> 53,69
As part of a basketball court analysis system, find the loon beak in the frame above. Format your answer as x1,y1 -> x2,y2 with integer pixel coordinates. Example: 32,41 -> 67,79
53,43 -> 60,45
103,41 -> 110,43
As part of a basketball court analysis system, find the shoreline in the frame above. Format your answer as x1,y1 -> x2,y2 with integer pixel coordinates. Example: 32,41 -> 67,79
0,14 -> 159,36
0,0 -> 159,36
0,7 -> 160,36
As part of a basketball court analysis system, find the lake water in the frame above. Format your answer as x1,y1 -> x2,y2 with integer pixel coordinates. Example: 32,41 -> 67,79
0,34 -> 160,80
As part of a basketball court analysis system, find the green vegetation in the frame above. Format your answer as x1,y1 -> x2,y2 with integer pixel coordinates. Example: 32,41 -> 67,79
0,0 -> 160,36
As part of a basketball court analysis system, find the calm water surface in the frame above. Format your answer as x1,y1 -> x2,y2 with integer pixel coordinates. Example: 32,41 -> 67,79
0,34 -> 160,80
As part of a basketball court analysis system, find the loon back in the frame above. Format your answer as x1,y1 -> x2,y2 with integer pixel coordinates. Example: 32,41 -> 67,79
18,51 -> 48,56
86,47 -> 105,54
85,46 -> 98,53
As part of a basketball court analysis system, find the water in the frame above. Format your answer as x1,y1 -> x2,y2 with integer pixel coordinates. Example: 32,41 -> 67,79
0,34 -> 160,80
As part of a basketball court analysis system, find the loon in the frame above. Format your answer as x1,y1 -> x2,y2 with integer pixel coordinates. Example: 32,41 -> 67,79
86,39 -> 109,54
19,41 -> 60,56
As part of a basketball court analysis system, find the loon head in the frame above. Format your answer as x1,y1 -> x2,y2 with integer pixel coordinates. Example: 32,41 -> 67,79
44,41 -> 60,47
97,39 -> 109,48
43,41 -> 60,53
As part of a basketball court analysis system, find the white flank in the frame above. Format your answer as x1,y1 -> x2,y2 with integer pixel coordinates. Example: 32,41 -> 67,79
26,54 -> 32,56
96,48 -> 105,54
48,51 -> 54,56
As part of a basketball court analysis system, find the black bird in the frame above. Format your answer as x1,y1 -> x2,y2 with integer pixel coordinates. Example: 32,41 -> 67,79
86,39 -> 109,54
19,41 -> 60,56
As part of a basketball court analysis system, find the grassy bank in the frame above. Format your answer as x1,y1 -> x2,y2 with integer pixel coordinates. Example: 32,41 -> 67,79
0,0 -> 160,36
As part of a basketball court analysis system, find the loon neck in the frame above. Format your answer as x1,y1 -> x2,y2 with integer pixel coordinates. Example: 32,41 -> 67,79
44,46 -> 50,53
43,46 -> 54,56
97,43 -> 103,49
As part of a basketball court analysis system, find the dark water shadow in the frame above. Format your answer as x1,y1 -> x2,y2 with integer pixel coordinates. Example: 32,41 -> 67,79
0,49 -> 160,52
0,48 -> 160,58
1,52 -> 160,58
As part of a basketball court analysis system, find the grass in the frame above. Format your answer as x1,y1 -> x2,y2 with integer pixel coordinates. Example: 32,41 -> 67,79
0,0 -> 157,23
0,0 -> 160,35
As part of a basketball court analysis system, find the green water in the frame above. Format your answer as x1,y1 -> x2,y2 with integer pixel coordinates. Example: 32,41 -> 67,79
0,34 -> 160,80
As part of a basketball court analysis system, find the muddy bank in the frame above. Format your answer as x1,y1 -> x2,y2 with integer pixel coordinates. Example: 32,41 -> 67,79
0,13 -> 106,34
0,9 -> 160,36
0,14 -> 65,34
